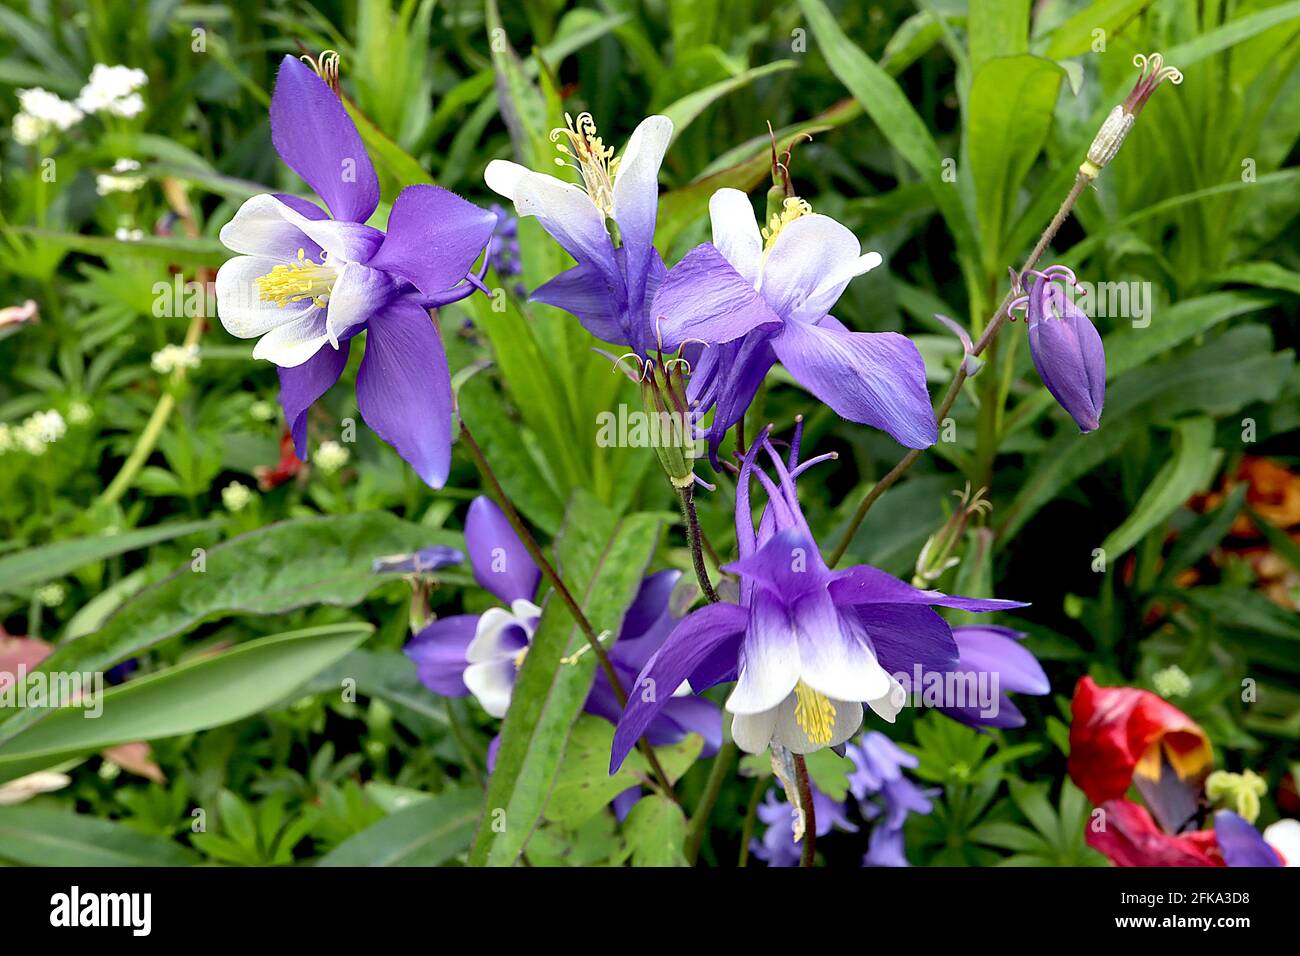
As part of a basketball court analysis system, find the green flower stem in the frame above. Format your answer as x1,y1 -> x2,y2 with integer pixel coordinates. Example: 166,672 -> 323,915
826,172 -> 1090,568
96,309 -> 206,509
684,737 -> 736,864
678,484 -> 719,604
458,419 -> 679,801
737,776 -> 766,867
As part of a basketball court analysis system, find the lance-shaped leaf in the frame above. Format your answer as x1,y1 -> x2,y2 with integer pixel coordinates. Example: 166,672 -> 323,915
469,492 -> 662,866
317,786 -> 481,867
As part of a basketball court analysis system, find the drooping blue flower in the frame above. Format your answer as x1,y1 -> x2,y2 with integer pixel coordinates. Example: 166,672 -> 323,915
1215,810 -> 1283,867
847,733 -> 937,867
405,496 -> 720,749
650,189 -> 937,464
485,112 -> 673,357
752,787 -> 857,868
1012,266 -> 1106,433
932,625 -> 1050,729
215,55 -> 497,487
610,419 -> 1025,771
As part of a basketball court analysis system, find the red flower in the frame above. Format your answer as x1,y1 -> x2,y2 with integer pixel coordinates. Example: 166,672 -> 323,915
255,429 -> 303,490
1068,676 -> 1212,805
1087,799 -> 1222,867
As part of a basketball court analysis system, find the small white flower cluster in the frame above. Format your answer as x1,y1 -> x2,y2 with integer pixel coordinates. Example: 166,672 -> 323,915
1152,664 -> 1192,699
150,343 -> 201,375
222,481 -> 254,512
97,158 -> 145,196
76,64 -> 147,118
315,440 -> 350,475
35,582 -> 66,607
115,226 -> 145,241
11,87 -> 84,145
10,65 -> 147,146
0,409 -> 67,456
249,399 -> 277,422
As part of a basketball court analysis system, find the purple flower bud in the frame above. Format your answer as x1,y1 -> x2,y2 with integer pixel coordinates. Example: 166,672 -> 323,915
1023,270 -> 1106,433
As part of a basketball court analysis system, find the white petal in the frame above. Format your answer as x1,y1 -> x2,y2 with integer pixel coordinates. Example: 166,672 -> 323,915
724,594 -> 801,715
250,309 -> 330,367
484,159 -> 530,202
509,598 -> 542,622
772,693 -> 862,754
216,255 -> 316,339
219,194 -> 316,259
709,188 -> 763,287
797,602 -> 892,704
866,674 -> 909,724
758,213 -> 864,320
506,169 -> 617,278
324,262 -> 390,345
612,115 -> 672,245
1264,818 -> 1300,866
730,706 -> 779,754
466,607 -> 526,663
464,659 -> 516,718
798,252 -> 883,324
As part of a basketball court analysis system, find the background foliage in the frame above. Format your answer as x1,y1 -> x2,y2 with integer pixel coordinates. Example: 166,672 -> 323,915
0,0 -> 1297,866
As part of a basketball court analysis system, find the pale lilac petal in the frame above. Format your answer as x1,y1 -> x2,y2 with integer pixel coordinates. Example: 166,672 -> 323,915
611,601 -> 748,771
1217,811 -> 1283,867
366,185 -> 497,298
252,309 -> 331,367
277,338 -> 351,458
355,297 -> 452,488
794,251 -> 883,324
651,243 -> 782,352
530,263 -> 626,343
795,600 -> 892,704
219,194 -> 322,260
405,615 -> 478,696
465,496 -> 540,605
709,188 -> 763,286
772,318 -> 938,449
270,55 -> 378,224
952,626 -> 1049,695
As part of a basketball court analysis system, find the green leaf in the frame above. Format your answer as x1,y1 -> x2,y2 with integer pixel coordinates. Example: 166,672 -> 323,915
8,227 -> 230,267
1157,482 -> 1249,589
968,820 -> 1050,854
660,60 -> 796,141
0,513 -> 444,745
798,0 -> 979,274
968,54 -> 1063,268
0,519 -> 220,595
469,494 -> 662,866
317,787 -> 481,866
1102,292 -> 1272,380
968,0 -> 1029,69
1039,0 -> 1154,59
621,794 -> 688,866
1211,261 -> 1300,296
0,623 -> 372,784
0,806 -> 199,866
1100,418 -> 1220,559
545,716 -> 701,828
1165,2 -> 1300,67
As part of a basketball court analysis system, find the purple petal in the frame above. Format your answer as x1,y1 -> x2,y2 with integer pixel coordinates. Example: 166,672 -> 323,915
1216,811 -> 1282,867
611,601 -> 748,772
652,695 -> 723,755
689,332 -> 776,466
722,529 -> 830,600
952,625 -> 1049,695
1028,282 -> 1105,432
372,545 -> 464,575
405,615 -> 478,696
772,318 -> 938,449
277,338 -> 351,458
355,297 -> 452,488
270,56 -> 378,224
651,243 -> 782,352
856,603 -> 960,677
465,496 -> 540,605
830,564 -> 1027,612
530,262 -> 627,344
366,185 -> 496,298
273,193 -> 328,221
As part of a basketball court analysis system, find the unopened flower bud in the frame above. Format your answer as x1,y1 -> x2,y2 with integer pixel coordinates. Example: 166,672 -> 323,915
1080,53 -> 1182,179
1017,267 -> 1106,433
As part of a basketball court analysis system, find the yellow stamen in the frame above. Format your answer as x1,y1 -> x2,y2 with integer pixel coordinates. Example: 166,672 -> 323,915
761,196 -> 812,251
793,680 -> 836,746
551,112 -> 620,216
253,248 -> 337,309
513,646 -> 529,670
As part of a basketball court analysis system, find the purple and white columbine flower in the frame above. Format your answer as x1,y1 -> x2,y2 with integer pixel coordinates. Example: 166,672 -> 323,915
1011,266 -> 1105,433
485,112 -> 673,356
215,55 -> 497,487
405,497 -> 721,748
610,419 -> 1024,771
651,188 -> 937,463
